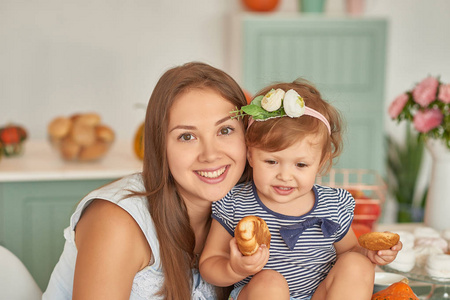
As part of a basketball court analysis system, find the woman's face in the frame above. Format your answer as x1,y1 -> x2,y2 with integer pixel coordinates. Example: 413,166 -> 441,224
166,88 -> 247,205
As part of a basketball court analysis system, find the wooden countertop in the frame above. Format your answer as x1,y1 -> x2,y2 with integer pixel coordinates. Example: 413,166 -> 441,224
0,140 -> 143,182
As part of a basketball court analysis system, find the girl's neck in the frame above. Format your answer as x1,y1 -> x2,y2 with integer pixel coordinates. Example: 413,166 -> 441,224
258,189 -> 315,217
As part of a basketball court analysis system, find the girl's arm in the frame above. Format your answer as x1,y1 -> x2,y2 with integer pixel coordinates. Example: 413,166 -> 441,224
334,228 -> 402,265
199,219 -> 269,287
73,199 -> 151,300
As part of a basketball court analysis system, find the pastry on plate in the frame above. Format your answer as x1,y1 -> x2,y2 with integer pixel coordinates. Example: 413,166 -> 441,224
387,248 -> 416,272
426,253 -> 450,281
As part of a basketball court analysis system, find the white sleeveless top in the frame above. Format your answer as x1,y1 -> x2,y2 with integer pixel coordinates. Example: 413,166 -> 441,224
42,173 -> 216,300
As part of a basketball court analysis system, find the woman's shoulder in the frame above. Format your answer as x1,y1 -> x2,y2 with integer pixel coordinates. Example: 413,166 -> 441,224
70,173 -> 146,226
76,199 -> 142,237
74,199 -> 152,293
86,172 -> 146,202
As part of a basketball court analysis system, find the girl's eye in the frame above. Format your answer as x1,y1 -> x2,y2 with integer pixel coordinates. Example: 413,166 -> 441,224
296,162 -> 307,168
219,126 -> 234,136
265,160 -> 277,165
178,133 -> 195,141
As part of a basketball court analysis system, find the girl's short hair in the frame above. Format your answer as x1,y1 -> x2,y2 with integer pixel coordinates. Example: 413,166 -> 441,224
245,79 -> 344,175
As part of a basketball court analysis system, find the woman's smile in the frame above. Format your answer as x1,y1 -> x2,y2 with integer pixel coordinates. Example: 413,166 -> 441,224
196,165 -> 228,179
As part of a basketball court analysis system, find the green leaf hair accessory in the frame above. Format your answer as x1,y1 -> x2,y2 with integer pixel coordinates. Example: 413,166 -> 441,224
231,88 -> 332,135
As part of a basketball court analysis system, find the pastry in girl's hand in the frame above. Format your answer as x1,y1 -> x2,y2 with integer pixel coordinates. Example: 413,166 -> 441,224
358,232 -> 400,251
235,215 -> 271,256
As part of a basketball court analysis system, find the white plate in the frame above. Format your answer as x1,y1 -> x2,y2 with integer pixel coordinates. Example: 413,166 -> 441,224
373,272 -> 406,293
375,272 -> 406,285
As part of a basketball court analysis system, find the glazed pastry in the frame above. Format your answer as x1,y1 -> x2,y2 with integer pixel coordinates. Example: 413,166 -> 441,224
70,121 -> 97,146
441,229 -> 450,252
72,113 -> 101,127
358,232 -> 400,251
235,215 -> 271,256
413,227 -> 440,239
394,231 -> 415,250
414,244 -> 445,267
96,125 -> 115,143
415,237 -> 448,253
48,117 -> 72,139
47,112 -> 115,161
426,253 -> 450,280
388,249 -> 416,272
79,141 -> 110,161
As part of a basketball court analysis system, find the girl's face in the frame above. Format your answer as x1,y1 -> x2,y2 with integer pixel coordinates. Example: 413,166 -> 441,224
166,88 -> 247,206
247,135 -> 324,214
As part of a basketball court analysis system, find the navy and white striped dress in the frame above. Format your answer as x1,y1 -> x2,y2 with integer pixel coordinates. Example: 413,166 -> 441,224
212,182 -> 355,299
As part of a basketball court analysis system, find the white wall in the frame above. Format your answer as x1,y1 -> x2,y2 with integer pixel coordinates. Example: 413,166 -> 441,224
1,0 -> 450,144
0,0 -> 239,140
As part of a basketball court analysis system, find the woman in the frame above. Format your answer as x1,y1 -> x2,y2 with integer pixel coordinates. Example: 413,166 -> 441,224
43,62 -> 249,300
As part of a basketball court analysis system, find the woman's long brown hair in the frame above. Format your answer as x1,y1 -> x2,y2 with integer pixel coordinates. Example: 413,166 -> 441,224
141,62 -> 248,299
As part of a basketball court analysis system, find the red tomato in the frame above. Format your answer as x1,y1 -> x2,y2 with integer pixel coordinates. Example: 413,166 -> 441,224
348,189 -> 369,199
354,201 -> 381,218
0,127 -> 21,144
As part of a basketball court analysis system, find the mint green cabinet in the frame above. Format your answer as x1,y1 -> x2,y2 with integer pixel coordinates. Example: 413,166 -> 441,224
0,179 -> 114,291
239,16 -> 388,175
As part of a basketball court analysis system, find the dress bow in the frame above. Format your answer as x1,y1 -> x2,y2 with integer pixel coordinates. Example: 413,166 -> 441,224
279,217 -> 340,250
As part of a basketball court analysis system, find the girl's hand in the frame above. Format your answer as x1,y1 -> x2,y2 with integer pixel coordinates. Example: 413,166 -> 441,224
367,240 -> 403,265
229,238 -> 269,277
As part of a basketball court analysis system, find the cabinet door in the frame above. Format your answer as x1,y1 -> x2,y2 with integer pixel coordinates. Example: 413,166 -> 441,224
241,16 -> 387,175
0,179 -> 113,291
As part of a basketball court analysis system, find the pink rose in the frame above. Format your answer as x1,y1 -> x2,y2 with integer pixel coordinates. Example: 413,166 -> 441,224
438,83 -> 450,103
413,108 -> 443,133
412,76 -> 439,107
388,93 -> 409,118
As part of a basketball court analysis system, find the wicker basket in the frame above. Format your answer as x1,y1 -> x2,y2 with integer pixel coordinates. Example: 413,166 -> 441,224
316,169 -> 386,230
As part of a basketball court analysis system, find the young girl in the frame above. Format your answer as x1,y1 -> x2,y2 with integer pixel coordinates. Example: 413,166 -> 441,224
42,62 -> 249,300
199,80 -> 402,300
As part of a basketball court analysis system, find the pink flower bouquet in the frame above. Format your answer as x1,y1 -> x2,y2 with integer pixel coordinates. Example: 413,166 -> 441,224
388,76 -> 450,149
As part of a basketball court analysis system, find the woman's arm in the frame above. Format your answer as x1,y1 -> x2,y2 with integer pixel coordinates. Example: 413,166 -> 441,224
73,199 -> 151,300
199,219 -> 269,287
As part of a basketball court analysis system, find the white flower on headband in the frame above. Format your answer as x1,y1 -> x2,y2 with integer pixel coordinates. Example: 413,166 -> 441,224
284,89 -> 305,118
261,88 -> 284,112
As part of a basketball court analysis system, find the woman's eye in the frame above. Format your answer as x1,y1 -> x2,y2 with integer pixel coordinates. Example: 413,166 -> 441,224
296,162 -> 307,168
219,126 -> 234,136
178,133 -> 195,141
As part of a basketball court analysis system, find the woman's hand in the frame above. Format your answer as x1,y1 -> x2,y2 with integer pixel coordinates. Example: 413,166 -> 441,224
229,238 -> 270,278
